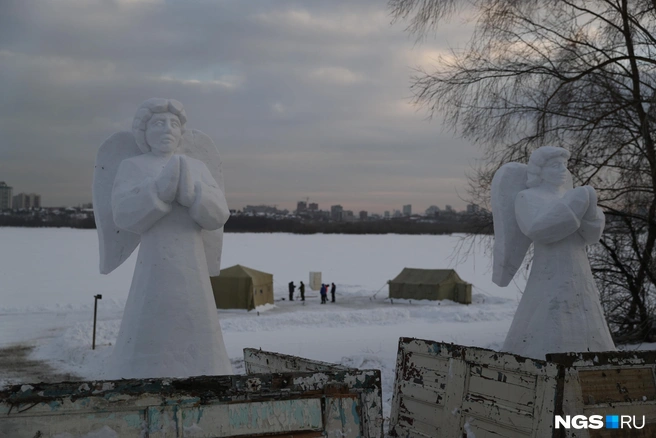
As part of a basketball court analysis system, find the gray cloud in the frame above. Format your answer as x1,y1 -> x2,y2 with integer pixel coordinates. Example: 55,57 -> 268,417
0,0 -> 478,213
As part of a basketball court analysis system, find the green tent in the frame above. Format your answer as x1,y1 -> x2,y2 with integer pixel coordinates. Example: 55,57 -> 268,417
388,268 -> 472,304
210,264 -> 274,310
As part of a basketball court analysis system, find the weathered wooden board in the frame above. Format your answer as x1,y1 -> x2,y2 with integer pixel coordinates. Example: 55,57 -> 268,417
0,365 -> 383,437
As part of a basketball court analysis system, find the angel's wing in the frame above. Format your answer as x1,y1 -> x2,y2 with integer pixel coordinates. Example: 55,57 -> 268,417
491,162 -> 532,287
180,129 -> 225,276
92,131 -> 141,275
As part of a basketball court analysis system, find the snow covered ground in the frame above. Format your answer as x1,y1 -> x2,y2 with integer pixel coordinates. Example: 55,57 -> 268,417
0,227 -> 652,421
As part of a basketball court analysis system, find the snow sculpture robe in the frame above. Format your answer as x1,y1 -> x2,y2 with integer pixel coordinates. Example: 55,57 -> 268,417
501,187 -> 616,359
106,153 -> 232,379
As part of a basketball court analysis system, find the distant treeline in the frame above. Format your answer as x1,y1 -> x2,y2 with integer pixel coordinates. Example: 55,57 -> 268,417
0,212 -> 493,235
0,215 -> 97,229
223,215 -> 493,235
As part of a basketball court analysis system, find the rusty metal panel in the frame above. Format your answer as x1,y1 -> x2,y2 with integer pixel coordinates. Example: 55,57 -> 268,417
389,338 -> 560,438
360,388 -> 385,438
325,395 -> 361,438
0,411 -> 147,438
531,363 -> 560,436
241,348 -> 384,436
144,399 -> 323,437
577,368 -> 656,405
389,340 -> 656,438
243,348 -> 352,374
249,433 -> 324,438
576,405 -> 656,438
460,416 -> 532,438
389,338 -> 457,437
548,350 -> 656,438
459,342 -> 559,438
0,367 -> 382,438
588,426 -> 656,438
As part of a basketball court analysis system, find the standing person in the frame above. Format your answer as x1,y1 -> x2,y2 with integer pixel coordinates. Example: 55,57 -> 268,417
288,281 -> 295,301
320,284 -> 327,304
299,281 -> 305,301
330,282 -> 336,303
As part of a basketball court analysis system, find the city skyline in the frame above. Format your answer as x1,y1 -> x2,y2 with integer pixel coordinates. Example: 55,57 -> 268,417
242,199 -> 471,216
0,0 -> 477,212
0,178 -> 470,217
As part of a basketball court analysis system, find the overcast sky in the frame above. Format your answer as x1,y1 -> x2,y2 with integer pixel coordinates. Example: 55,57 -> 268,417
0,0 -> 478,214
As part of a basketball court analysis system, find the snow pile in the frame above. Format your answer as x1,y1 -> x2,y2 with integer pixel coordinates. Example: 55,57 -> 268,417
32,320 -> 118,378
254,303 -> 276,313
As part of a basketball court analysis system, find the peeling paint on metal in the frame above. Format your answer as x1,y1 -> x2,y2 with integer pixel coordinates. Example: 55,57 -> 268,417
389,337 -> 656,438
1,352 -> 382,438
351,398 -> 360,425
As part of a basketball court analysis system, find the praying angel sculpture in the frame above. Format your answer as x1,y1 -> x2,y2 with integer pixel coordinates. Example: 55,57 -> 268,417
93,98 -> 232,379
491,146 -> 616,359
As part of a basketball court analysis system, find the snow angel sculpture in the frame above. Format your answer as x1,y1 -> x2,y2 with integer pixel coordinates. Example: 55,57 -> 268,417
491,146 -> 615,359
93,98 -> 232,379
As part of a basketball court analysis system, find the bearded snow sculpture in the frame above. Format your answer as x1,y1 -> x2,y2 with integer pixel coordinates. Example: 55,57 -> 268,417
491,146 -> 616,359
93,98 -> 232,379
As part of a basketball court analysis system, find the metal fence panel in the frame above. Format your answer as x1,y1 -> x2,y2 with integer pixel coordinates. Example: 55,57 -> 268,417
1,366 -> 383,437
389,338 -> 560,438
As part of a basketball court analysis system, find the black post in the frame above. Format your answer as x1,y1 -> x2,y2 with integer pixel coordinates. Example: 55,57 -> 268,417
92,294 -> 102,350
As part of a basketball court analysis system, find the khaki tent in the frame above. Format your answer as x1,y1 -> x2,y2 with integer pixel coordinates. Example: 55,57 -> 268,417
388,268 -> 472,304
210,264 -> 274,310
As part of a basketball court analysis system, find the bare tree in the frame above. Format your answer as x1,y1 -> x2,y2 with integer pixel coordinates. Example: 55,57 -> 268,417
390,0 -> 656,342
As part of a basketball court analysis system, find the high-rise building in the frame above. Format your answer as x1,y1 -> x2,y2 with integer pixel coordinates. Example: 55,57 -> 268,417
308,203 -> 319,211
466,203 -> 480,215
0,182 -> 12,210
443,205 -> 456,218
296,201 -> 307,213
384,211 -> 390,219
425,205 -> 440,216
342,210 -> 355,222
243,205 -> 288,215
403,204 -> 412,216
330,205 -> 344,221
359,210 -> 368,221
13,193 -> 41,209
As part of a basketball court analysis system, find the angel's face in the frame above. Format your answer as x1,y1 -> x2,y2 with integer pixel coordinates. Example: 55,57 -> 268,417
541,156 -> 569,188
146,113 -> 182,155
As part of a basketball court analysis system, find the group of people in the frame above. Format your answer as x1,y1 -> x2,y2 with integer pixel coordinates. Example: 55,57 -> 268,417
320,283 -> 336,304
288,281 -> 305,301
287,281 -> 335,304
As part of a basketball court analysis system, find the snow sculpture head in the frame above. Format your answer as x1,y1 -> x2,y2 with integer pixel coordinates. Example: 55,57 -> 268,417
491,145 -> 615,359
526,146 -> 572,189
132,98 -> 187,154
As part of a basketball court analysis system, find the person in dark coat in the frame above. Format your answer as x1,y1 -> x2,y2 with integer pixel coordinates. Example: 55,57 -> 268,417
288,281 -> 295,301
320,284 -> 327,304
330,282 -> 336,303
299,281 -> 305,301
